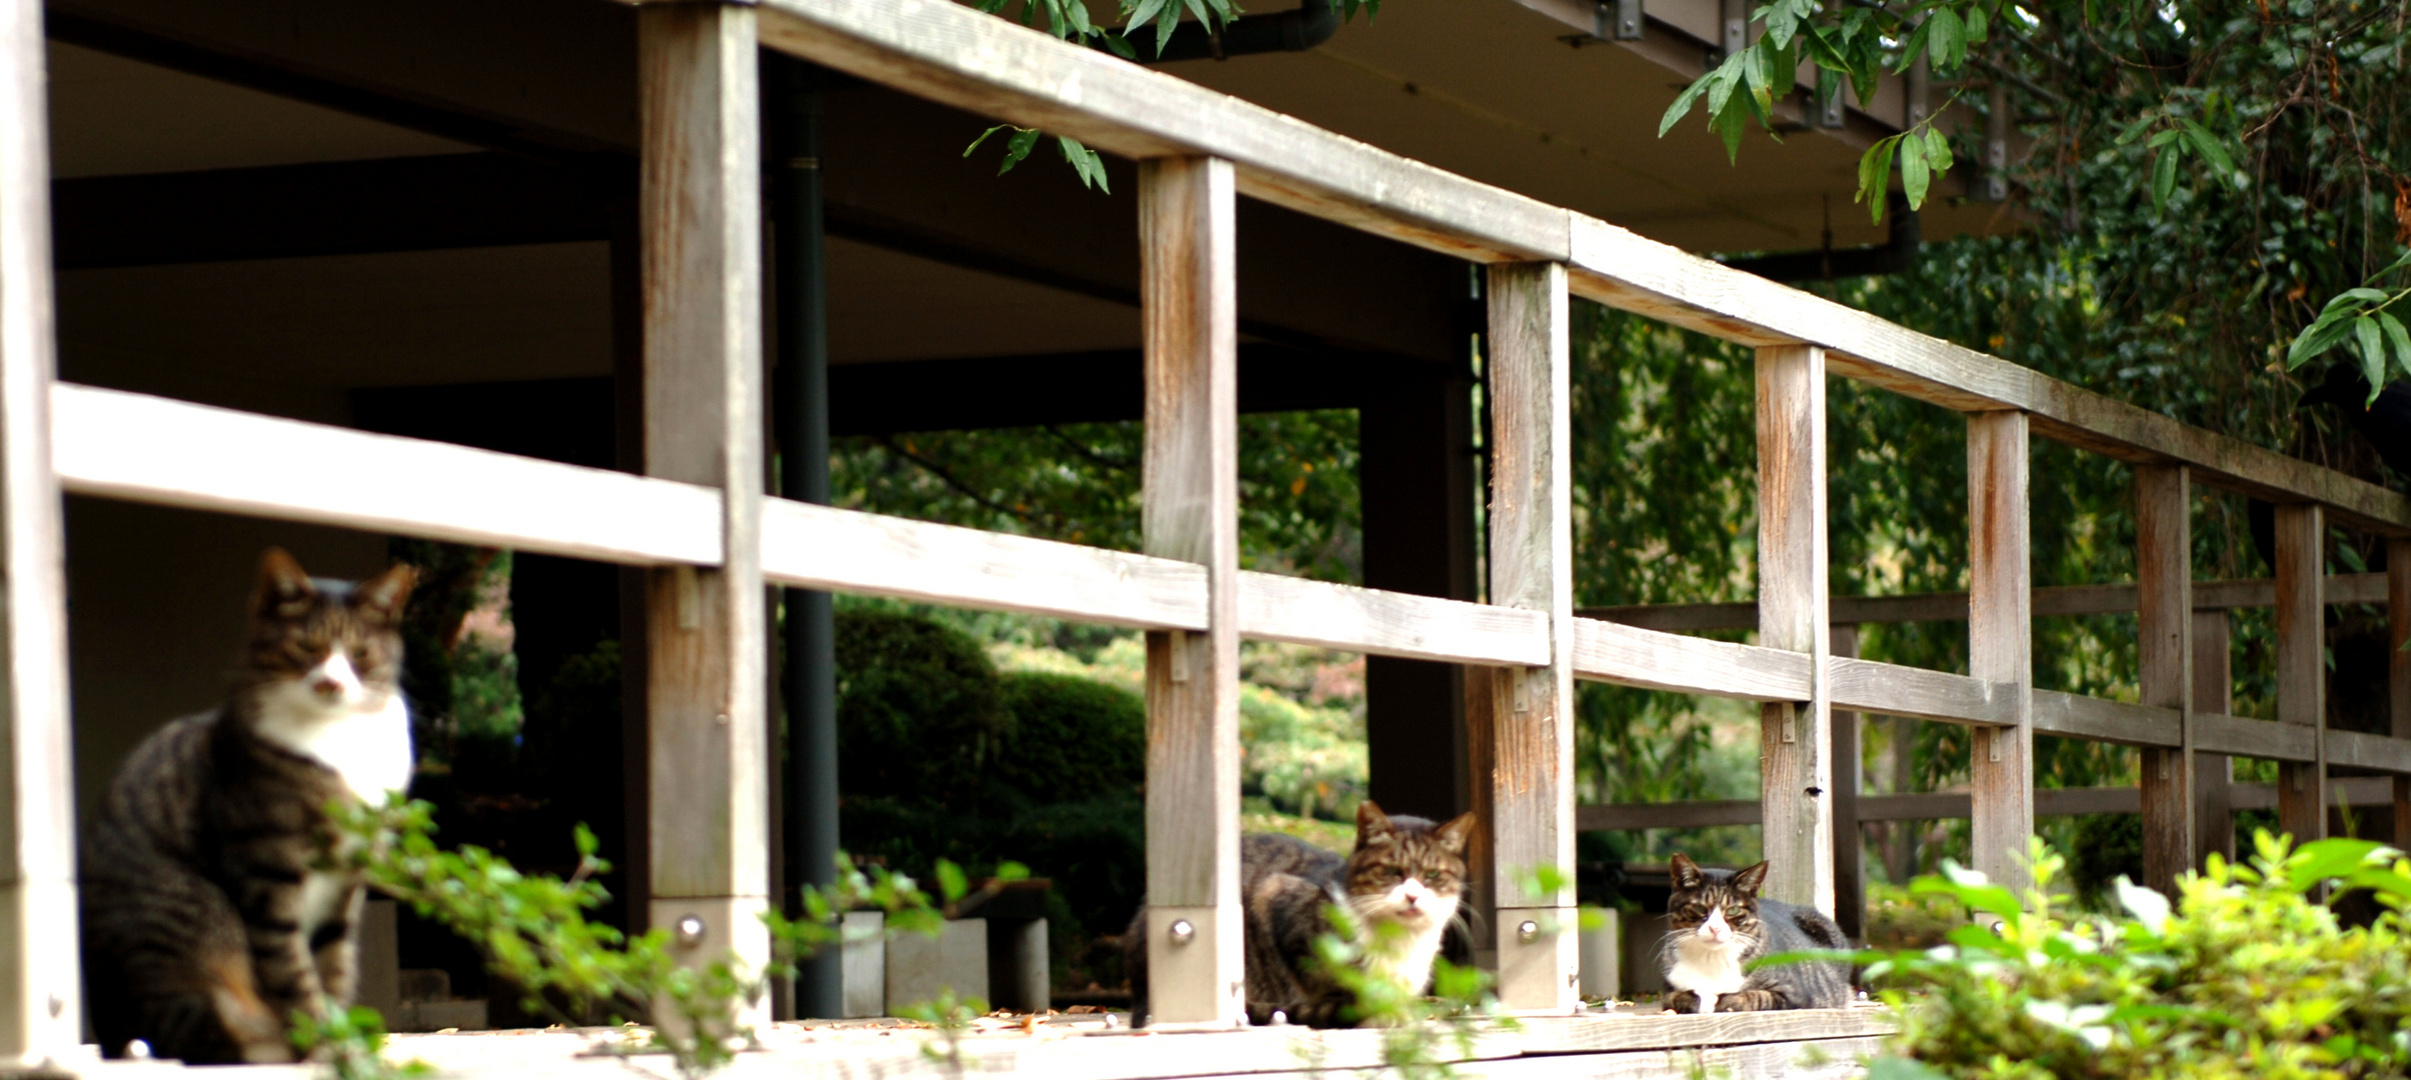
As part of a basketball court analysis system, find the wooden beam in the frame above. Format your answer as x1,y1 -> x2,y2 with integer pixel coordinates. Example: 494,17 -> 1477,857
1237,573 -> 1548,666
0,0 -> 78,1057
2193,711 -> 2320,763
52,384 -> 724,566
2193,611 -> 2235,868
2135,466 -> 2193,895
1827,659 -> 2011,726
638,0 -> 770,1026
1569,618 -> 1812,701
2323,729 -> 2411,776
1830,625 -> 1864,944
1138,156 -> 1243,1029
1576,780 -> 2403,831
1579,573 -> 2391,632
2273,504 -> 2326,844
1756,344 -> 1833,915
1479,261 -> 1577,1014
2393,539 -> 2411,850
1967,411 -> 2033,895
2029,691 -> 2181,748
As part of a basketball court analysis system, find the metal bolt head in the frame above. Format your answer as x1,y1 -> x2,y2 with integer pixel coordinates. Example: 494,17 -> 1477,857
1169,918 -> 1196,944
1518,919 -> 1540,942
675,914 -> 708,948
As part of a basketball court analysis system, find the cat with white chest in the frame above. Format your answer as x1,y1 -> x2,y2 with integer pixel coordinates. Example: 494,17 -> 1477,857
81,549 -> 417,1064
1657,853 -> 1853,1015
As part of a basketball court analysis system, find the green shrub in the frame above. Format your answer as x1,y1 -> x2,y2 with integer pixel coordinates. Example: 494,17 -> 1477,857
993,671 -> 1144,799
834,610 -> 1007,807
1866,833 -> 2411,1080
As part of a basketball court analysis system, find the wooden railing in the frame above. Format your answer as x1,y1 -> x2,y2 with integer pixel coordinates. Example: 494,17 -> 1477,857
1,0 -> 2408,1055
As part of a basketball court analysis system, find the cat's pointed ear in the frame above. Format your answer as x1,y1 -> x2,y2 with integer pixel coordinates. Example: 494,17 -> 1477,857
353,563 -> 418,625
1432,812 -> 1476,855
1355,799 -> 1396,846
254,547 -> 316,618
1669,853 -> 1703,890
1732,861 -> 1770,896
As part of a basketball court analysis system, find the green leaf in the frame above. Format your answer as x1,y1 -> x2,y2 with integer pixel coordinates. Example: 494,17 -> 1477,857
2379,312 -> 2411,385
2289,312 -> 2358,367
1863,1056 -> 1950,1080
1659,78 -> 1711,138
1892,17 -> 1934,75
2356,316 -> 2388,392
1858,136 -> 1898,223
1902,131 -> 1932,209
998,127 -> 1042,174
1925,125 -> 1955,171
1926,8 -> 1964,71
933,859 -> 969,903
2181,119 -> 2235,174
963,124 -> 1010,158
2150,147 -> 2178,211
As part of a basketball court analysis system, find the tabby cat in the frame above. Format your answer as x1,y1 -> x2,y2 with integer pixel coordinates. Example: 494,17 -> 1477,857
81,549 -> 418,1063
1655,852 -> 1851,1014
1128,800 -> 1475,1028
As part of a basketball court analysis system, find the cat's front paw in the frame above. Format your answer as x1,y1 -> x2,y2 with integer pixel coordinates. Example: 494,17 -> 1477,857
1659,991 -> 1698,1014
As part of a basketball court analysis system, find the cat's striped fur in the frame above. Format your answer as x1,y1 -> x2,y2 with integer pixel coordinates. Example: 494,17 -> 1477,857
1656,853 -> 1852,1014
81,549 -> 416,1063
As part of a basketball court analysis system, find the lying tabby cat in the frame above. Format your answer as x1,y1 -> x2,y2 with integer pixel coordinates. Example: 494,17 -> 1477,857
1129,800 -> 1474,1028
81,549 -> 417,1063
1656,852 -> 1851,1014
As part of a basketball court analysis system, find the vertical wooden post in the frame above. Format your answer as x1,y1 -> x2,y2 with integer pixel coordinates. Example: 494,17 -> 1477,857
1967,411 -> 2033,895
1886,716 -> 1918,883
639,1 -> 770,1021
1830,624 -> 1863,943
2192,610 -> 2235,868
2135,466 -> 2193,895
1139,156 -> 1242,1029
1479,261 -> 1576,1014
0,0 -> 78,1060
2273,504 -> 2325,846
1756,344 -> 1833,914
2391,539 -> 2411,851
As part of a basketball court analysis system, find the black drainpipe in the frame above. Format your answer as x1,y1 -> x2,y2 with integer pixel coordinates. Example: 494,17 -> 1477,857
765,51 -> 841,1021
1117,0 -> 1341,61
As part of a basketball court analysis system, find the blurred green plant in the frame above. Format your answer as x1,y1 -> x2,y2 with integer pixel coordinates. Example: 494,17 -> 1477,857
324,795 -> 1014,1079
1853,833 -> 2411,1079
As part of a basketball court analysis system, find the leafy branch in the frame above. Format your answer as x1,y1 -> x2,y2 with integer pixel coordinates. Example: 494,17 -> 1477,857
2288,247 -> 2411,402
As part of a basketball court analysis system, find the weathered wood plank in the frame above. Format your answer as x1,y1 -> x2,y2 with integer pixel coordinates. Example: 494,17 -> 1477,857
2194,611 -> 2236,868
1517,1005 -> 1896,1052
53,384 -> 725,566
1828,658 -> 2011,726
1568,618 -> 1813,701
2273,504 -> 2326,844
2228,776 -> 2393,812
1580,785 -> 2157,830
2193,711 -> 2319,763
1480,261 -> 1578,1013
1968,411 -> 2034,894
1236,572 -> 1550,666
759,498 -> 1206,630
752,0 -> 1570,265
1138,156 -> 1244,1029
2393,539 -> 2411,853
2323,729 -> 2411,776
1580,573 -> 2390,632
638,1 -> 771,1024
2029,690 -> 2182,748
2135,465 -> 2193,895
0,0 -> 77,1055
1755,344 -> 1834,914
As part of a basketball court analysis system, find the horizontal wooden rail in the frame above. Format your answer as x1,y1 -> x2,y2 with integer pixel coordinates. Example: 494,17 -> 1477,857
1570,617 -> 1812,701
2324,728 -> 2411,775
747,0 -> 2409,532
1584,574 -> 2392,632
1236,573 -> 1550,666
52,384 -> 725,566
1830,658 -> 2010,726
760,497 -> 1209,630
2031,690 -> 2182,748
2194,712 -> 2321,763
1577,777 -> 2400,831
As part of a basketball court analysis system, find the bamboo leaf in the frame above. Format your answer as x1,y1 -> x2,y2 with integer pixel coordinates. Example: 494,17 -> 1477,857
2381,312 -> 2411,384
2181,120 -> 2235,175
964,124 -> 1010,157
2355,316 -> 2388,391
1903,132 -> 1932,209
1660,77 -> 1711,137
1859,136 -> 1898,223
2290,311 -> 2360,366
2150,147 -> 2178,211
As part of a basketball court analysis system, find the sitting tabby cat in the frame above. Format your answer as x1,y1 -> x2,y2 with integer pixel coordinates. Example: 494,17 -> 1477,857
81,549 -> 417,1063
1128,800 -> 1475,1028
1656,853 -> 1851,1014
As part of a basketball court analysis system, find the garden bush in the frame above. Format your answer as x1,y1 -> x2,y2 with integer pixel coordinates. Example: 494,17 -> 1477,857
1866,833 -> 2411,1080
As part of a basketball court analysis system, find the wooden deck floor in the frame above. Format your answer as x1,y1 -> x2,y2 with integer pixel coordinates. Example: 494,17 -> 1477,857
56,1005 -> 1893,1080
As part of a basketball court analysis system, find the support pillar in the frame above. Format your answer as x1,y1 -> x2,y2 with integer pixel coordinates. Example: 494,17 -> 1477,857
1967,411 -> 2033,897
2273,504 -> 2325,846
2392,539 -> 2411,849
0,0 -> 78,1060
2135,466 -> 2193,895
1138,156 -> 1243,1029
1756,344 -> 1833,914
639,0 -> 771,1025
1476,262 -> 1576,1014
